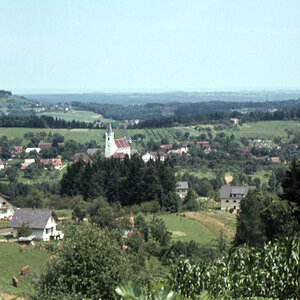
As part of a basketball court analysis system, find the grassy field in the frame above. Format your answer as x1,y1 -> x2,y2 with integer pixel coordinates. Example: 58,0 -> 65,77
0,242 -> 50,297
216,120 -> 300,141
146,214 -> 215,244
37,109 -> 114,123
185,210 -> 237,242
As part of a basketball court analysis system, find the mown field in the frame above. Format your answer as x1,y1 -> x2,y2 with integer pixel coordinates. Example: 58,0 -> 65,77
1,120 -> 299,146
37,109 -> 114,123
0,242 -> 50,297
145,211 -> 235,244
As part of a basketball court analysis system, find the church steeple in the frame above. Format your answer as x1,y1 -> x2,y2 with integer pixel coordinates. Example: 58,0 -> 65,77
105,123 -> 117,157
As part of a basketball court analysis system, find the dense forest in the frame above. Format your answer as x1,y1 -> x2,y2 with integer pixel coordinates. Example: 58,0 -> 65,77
72,99 -> 300,121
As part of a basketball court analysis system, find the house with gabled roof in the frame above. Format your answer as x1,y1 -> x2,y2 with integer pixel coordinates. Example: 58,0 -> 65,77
176,181 -> 189,198
9,209 -> 63,241
0,194 -> 15,219
38,142 -> 52,149
220,185 -> 256,212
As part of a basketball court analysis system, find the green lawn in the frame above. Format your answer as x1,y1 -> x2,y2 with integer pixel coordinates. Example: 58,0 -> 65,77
146,214 -> 215,244
0,220 -> 9,230
220,120 -> 300,141
0,242 -> 50,297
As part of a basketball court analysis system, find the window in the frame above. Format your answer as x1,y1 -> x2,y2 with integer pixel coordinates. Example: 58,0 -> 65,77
225,200 -> 229,203
233,200 -> 237,203
2,202 -> 5,205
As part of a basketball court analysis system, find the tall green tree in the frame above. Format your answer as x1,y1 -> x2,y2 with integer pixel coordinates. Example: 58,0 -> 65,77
234,190 -> 266,247
31,223 -> 131,300
281,159 -> 300,223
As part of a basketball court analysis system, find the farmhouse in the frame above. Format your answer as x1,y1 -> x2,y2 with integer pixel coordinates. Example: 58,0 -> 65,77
0,194 -> 15,219
142,152 -> 166,162
176,181 -> 189,198
9,209 -> 63,241
105,123 -> 131,158
40,158 -> 62,169
220,185 -> 256,212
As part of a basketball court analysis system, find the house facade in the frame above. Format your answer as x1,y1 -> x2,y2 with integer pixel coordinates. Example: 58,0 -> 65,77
176,181 -> 189,198
9,209 -> 63,241
0,194 -> 15,219
220,185 -> 256,212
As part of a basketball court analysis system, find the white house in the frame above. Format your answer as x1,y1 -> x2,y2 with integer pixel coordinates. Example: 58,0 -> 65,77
21,158 -> 35,169
0,194 -> 15,219
9,209 -> 64,241
25,147 -> 41,154
142,152 -> 166,163
220,185 -> 256,212
0,159 -> 4,170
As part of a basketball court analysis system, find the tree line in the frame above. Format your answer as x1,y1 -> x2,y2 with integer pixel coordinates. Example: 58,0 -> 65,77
60,155 -> 180,211
0,115 -> 97,128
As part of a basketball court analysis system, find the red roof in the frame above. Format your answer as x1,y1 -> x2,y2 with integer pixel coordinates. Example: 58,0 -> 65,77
271,157 -> 280,163
181,141 -> 194,147
160,144 -> 173,150
40,158 -> 62,166
197,141 -> 210,149
115,138 -> 130,149
38,143 -> 52,149
13,146 -> 23,151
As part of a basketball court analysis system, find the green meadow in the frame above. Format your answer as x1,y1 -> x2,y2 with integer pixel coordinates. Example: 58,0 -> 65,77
145,214 -> 215,244
0,242 -> 50,297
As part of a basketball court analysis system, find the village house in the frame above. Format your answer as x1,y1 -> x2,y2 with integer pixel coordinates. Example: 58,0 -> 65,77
142,152 -> 166,163
168,147 -> 188,156
72,153 -> 91,163
21,158 -> 35,170
176,181 -> 189,198
9,209 -> 64,241
196,141 -> 211,153
25,147 -> 41,154
86,148 -> 99,156
160,144 -> 173,152
12,146 -> 23,153
0,194 -> 15,219
181,141 -> 194,147
40,158 -> 62,169
271,157 -> 280,163
230,118 -> 239,124
220,185 -> 256,212
38,142 -> 52,149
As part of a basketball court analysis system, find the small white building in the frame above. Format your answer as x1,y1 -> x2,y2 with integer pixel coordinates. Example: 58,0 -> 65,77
0,159 -> 4,170
142,152 -> 166,163
9,209 -> 64,241
22,159 -> 35,168
0,194 -> 15,219
25,147 -> 41,154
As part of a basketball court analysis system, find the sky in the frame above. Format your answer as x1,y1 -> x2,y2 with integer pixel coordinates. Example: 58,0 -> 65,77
0,0 -> 300,93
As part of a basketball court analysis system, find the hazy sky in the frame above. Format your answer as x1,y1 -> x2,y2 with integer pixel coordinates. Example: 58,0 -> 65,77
1,0 -> 300,93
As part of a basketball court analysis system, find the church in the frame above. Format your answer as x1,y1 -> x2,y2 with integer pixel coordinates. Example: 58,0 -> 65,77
105,123 -> 131,158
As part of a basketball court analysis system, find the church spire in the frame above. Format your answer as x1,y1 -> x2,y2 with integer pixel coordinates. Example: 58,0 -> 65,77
107,123 -> 112,134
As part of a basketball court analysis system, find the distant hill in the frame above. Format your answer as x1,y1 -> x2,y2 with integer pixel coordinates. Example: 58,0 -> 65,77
24,90 -> 300,105
0,95 -> 37,116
